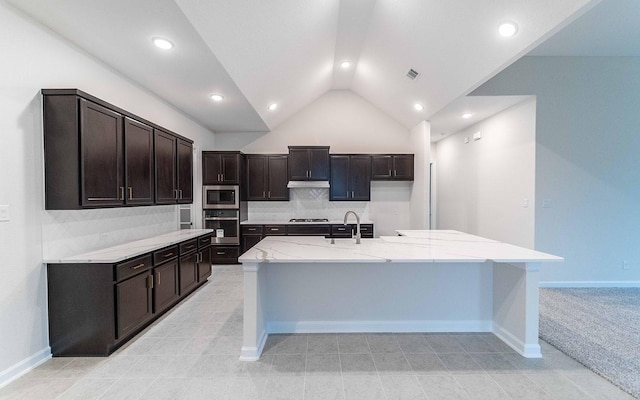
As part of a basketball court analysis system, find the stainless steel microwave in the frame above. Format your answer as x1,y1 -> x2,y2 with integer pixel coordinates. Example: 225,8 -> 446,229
202,185 -> 239,209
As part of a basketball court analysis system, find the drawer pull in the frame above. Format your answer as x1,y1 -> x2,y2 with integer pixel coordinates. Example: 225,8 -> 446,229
163,253 -> 174,258
248,228 -> 257,231
216,251 -> 225,255
185,245 -> 195,250
271,228 -> 279,231
131,263 -> 146,270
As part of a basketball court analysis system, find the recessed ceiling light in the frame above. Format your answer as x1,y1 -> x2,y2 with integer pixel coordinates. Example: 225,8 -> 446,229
413,103 -> 424,111
152,37 -> 174,50
498,22 -> 518,37
461,113 -> 473,119
340,60 -> 351,69
268,103 -> 278,111
210,94 -> 224,102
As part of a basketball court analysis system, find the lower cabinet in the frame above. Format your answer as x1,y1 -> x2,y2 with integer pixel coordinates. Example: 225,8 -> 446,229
47,232 -> 213,356
153,260 -> 179,314
179,251 -> 199,295
212,246 -> 240,264
198,245 -> 212,281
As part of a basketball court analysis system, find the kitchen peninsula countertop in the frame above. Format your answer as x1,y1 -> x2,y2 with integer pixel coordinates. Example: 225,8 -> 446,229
45,229 -> 213,264
240,219 -> 375,225
238,230 -> 562,264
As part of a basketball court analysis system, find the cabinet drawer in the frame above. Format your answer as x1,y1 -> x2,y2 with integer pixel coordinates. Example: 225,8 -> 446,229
241,225 -> 264,235
331,225 -> 351,238
153,245 -> 178,265
212,246 -> 240,264
180,239 -> 198,254
287,224 -> 330,236
116,254 -> 153,282
198,234 -> 213,248
264,225 -> 286,235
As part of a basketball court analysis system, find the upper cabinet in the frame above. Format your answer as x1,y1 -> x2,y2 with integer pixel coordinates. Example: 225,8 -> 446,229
287,146 -> 330,181
124,117 -> 154,206
42,89 -> 193,209
329,155 -> 371,201
246,155 -> 289,201
371,154 -> 414,181
202,152 -> 242,185
155,130 -> 193,204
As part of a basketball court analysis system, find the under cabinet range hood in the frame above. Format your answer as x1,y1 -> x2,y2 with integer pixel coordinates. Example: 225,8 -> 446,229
286,180 -> 330,189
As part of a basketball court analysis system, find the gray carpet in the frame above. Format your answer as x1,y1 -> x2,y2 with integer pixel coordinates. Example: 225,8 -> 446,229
539,288 -> 640,399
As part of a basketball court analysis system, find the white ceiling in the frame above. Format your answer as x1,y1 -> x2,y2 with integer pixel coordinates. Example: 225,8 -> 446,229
9,0 -> 603,134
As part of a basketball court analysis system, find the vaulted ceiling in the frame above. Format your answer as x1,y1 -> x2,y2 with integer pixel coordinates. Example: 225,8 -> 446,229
9,0 -> 601,134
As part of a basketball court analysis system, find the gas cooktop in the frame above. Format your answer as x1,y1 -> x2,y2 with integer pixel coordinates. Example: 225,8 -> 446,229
288,218 -> 329,223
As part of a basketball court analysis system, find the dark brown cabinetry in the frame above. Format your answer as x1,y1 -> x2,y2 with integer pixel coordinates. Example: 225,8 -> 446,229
288,146 -> 330,181
331,224 -> 374,238
179,239 -> 199,294
211,246 -> 240,264
202,152 -> 243,185
197,234 -> 213,281
47,232 -> 212,356
153,259 -> 179,314
155,130 -> 193,204
42,89 -> 193,209
371,154 -> 414,180
287,224 -> 331,236
246,155 -> 289,201
241,225 -> 264,253
330,155 -> 371,201
124,117 -> 154,205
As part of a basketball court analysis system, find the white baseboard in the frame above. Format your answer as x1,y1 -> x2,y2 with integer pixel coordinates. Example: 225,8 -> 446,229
540,281 -> 640,288
239,329 -> 268,361
493,324 -> 541,359
266,320 -> 493,334
0,347 -> 51,389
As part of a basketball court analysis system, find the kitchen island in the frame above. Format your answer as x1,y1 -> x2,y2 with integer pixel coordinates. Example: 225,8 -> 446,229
238,230 -> 562,361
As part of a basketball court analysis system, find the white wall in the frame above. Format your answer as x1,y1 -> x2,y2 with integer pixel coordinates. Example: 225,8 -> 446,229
472,57 -> 640,285
0,3 -> 215,385
217,90 -> 416,236
409,121 -> 431,230
435,98 -> 536,248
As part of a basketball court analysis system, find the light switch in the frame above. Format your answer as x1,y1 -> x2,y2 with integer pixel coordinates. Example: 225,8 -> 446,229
0,205 -> 9,222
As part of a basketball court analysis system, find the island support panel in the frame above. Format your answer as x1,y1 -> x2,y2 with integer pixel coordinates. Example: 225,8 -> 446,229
241,260 -> 543,360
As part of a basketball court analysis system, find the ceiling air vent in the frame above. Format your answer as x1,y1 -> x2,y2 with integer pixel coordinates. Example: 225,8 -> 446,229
406,68 -> 420,80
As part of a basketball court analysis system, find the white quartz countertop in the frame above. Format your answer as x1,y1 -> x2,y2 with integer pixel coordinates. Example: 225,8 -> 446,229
238,230 -> 563,264
45,229 -> 214,264
240,220 -> 375,225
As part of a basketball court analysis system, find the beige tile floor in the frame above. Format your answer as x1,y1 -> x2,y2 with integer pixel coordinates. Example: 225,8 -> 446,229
0,265 -> 635,400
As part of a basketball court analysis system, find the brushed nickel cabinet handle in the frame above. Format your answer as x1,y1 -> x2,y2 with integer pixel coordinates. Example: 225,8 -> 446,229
268,191 -> 271,198
388,169 -> 392,177
185,245 -> 195,250
157,271 -> 161,285
163,253 -> 174,258
216,251 -> 225,255
131,263 -> 146,270
128,187 -> 133,200
147,275 -> 154,289
174,189 -> 179,200
271,228 -> 279,231
119,187 -> 125,200
179,190 -> 183,199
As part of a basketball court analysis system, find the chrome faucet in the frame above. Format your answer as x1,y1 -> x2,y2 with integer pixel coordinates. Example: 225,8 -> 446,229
343,210 -> 361,244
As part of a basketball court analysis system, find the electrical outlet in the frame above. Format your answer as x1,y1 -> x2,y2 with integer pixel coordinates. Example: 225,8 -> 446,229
623,261 -> 630,270
0,205 -> 9,222
523,198 -> 529,208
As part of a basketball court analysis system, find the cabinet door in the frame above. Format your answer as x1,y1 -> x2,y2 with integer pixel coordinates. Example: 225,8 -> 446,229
198,246 -> 212,281
371,155 -> 393,179
124,117 -> 154,205
246,155 -> 267,200
154,260 -> 179,314
267,156 -> 289,200
349,155 -> 371,201
242,234 -> 263,253
288,149 -> 309,180
220,154 -> 240,184
80,99 -> 124,207
179,252 -> 198,295
393,155 -> 414,180
329,155 -> 350,201
309,148 -> 330,180
154,130 -> 177,204
202,153 -> 222,185
116,272 -> 152,339
177,139 -> 193,203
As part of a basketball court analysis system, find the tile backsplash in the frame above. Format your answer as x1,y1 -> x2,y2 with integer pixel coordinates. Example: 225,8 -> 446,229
247,188 -> 370,221
42,206 -> 178,260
